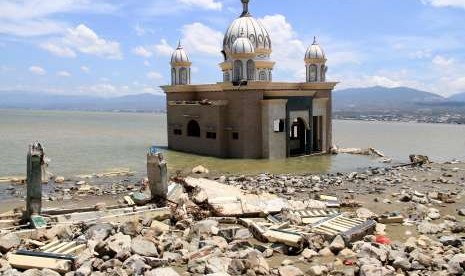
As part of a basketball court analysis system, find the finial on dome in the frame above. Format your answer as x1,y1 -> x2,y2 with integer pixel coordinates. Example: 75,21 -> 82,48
312,36 -> 318,45
241,0 -> 250,17
177,40 -> 182,49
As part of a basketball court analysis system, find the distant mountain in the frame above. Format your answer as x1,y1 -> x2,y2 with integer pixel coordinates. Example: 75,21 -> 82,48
333,86 -> 446,112
0,91 -> 166,112
449,92 -> 465,102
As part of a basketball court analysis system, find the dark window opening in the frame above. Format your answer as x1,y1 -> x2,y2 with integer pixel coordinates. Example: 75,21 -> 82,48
206,132 -> 216,139
173,129 -> 182,135
273,119 -> 285,132
187,120 -> 200,137
232,132 -> 239,140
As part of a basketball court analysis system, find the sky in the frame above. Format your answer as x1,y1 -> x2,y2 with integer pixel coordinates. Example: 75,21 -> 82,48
1,0 -> 465,97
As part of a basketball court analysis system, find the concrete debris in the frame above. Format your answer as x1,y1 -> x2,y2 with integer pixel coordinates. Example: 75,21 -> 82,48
1,149 -> 465,275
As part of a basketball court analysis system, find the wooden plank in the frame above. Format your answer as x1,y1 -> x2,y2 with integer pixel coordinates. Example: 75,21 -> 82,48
53,242 -> 76,254
8,254 -> 72,273
62,244 -> 86,255
40,240 -> 61,251
44,242 -> 68,253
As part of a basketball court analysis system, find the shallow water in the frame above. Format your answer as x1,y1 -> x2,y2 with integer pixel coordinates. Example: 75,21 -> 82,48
1,109 -> 464,177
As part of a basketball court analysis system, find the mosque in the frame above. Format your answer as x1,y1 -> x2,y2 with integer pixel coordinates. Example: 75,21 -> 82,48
161,0 -> 337,159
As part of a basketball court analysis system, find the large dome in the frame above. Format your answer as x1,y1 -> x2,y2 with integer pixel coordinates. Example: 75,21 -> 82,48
305,37 -> 326,61
223,0 -> 271,55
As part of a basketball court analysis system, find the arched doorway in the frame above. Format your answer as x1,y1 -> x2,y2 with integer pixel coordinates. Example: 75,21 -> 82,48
187,120 -> 200,137
289,118 -> 308,156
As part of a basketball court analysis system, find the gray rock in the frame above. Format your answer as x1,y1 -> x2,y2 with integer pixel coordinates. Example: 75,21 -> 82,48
86,223 -> 113,241
0,233 -> 20,253
439,236 -> 463,247
357,243 -> 387,262
392,257 -> 411,271
123,254 -> 148,275
417,221 -> 442,234
131,237 -> 159,257
458,209 -> 465,216
120,221 -> 142,237
234,228 -> 252,240
22,269 -> 41,276
307,265 -> 328,276
228,259 -> 246,275
75,260 -> 92,276
145,267 -> 180,276
41,269 -> 61,276
107,232 -> 132,255
278,265 -> 303,276
359,264 -> 395,276
206,257 -> 231,274
302,248 -> 318,260
329,235 -> 345,253
192,220 -> 219,236
447,254 -> 465,275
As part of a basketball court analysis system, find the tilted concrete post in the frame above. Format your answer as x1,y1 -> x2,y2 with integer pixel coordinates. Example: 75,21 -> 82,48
26,142 -> 44,219
147,149 -> 168,202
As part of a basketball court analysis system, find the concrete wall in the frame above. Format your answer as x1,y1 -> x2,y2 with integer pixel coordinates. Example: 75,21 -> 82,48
261,99 -> 287,159
313,98 -> 328,151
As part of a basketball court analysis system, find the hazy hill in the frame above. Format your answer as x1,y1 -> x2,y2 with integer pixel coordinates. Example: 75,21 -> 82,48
0,91 -> 166,112
449,92 -> 465,102
333,86 -> 445,111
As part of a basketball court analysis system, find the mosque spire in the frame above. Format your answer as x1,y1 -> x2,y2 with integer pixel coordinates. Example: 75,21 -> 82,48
241,0 -> 250,17
177,39 -> 182,49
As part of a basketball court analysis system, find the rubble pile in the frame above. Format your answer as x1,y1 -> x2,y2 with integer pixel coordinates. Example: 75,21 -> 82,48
0,159 -> 464,275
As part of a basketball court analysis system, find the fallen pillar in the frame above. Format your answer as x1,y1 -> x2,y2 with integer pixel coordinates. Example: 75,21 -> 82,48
147,148 -> 168,202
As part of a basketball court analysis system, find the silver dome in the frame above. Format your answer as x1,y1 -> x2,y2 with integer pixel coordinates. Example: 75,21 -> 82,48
305,37 -> 326,60
223,1 -> 271,55
231,35 -> 255,56
171,41 -> 190,64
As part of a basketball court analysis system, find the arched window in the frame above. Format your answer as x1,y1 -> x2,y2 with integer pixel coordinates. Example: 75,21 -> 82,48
268,71 -> 272,81
179,68 -> 188,84
233,60 -> 243,82
246,59 -> 255,80
259,71 -> 266,81
187,120 -> 200,137
309,65 -> 317,82
171,68 -> 176,85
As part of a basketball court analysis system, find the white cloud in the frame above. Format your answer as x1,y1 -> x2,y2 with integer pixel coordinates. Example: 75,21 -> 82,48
146,71 -> 163,80
144,60 -> 151,67
57,71 -> 71,77
80,66 -> 90,73
182,22 -> 222,56
133,46 -> 153,58
40,42 -> 76,58
0,0 -> 117,37
41,24 -> 122,59
178,0 -> 222,10
78,83 -> 116,97
29,65 -> 46,75
154,39 -> 174,56
421,0 -> 465,9
432,55 -> 454,67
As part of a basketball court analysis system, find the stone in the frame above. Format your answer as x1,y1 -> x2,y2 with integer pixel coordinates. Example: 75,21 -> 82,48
302,248 -> 318,260
307,265 -> 328,276
427,208 -> 441,220
339,248 -> 356,258
123,255 -> 148,275
23,269 -> 41,276
447,254 -> 465,275
100,259 -> 123,271
107,232 -> 132,255
278,265 -> 304,276
0,233 -> 20,253
356,208 -> 377,219
193,189 -> 208,204
392,257 -> 411,271
192,165 -> 209,174
145,267 -> 180,276
357,243 -> 388,262
131,237 -> 159,257
206,257 -> 231,274
458,209 -> 465,216
86,223 -> 113,241
228,259 -> 246,275
41,268 -> 61,276
329,235 -> 346,253
192,220 -> 219,236
75,260 -> 92,276
120,221 -> 142,237
234,228 -> 252,240
359,264 -> 395,276
439,236 -> 462,247
188,258 -> 206,274
417,221 -> 442,234
318,247 -> 334,257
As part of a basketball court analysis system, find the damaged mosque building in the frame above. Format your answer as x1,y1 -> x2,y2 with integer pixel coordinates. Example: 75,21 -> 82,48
161,0 -> 337,159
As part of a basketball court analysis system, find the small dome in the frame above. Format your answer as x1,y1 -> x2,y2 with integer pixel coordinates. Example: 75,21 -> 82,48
231,34 -> 255,56
305,37 -> 326,61
223,0 -> 271,55
171,41 -> 190,64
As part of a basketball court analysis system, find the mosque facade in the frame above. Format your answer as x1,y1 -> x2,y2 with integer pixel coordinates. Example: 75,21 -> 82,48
161,0 -> 337,159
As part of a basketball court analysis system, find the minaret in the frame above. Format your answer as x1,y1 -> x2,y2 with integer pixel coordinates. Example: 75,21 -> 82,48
305,36 -> 327,83
241,0 -> 250,17
170,41 -> 192,85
